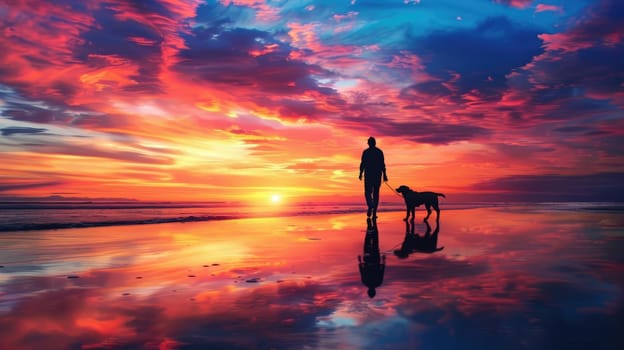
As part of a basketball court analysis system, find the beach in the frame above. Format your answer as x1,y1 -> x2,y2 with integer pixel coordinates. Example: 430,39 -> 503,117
0,205 -> 622,349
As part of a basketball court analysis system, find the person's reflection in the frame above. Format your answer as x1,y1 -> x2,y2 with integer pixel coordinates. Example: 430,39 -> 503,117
358,218 -> 386,298
394,219 -> 444,259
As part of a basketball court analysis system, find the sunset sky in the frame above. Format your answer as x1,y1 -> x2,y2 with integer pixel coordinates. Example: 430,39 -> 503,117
1,0 -> 622,204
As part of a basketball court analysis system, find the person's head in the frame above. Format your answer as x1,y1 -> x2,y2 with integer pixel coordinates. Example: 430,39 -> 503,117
367,137 -> 376,147
367,288 -> 377,298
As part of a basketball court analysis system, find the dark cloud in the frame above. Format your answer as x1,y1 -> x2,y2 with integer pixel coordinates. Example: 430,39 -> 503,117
400,80 -> 453,100
108,0 -> 174,19
553,0 -> 624,49
407,16 -> 543,101
1,100 -> 126,130
0,181 -> 62,192
73,5 -> 164,93
70,112 -> 130,130
522,45 -> 624,101
50,80 -> 80,99
450,112 -> 487,120
176,27 -> 332,94
174,1 -> 335,97
278,99 -> 323,120
552,125 -> 608,136
406,123 -> 490,144
1,102 -> 72,124
36,143 -> 174,165
473,172 -> 624,202
507,1 -> 624,118
1,126 -> 47,136
341,116 -> 491,145
539,97 -> 615,121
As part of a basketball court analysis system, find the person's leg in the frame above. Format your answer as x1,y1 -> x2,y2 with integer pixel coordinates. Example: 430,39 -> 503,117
373,185 -> 380,209
364,180 -> 373,216
371,181 -> 381,218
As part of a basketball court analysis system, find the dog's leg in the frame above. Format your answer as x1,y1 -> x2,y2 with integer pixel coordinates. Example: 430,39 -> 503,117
424,204 -> 432,222
410,206 -> 415,221
404,205 -> 410,221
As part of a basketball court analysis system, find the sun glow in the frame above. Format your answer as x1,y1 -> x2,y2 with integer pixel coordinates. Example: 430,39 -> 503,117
270,194 -> 281,203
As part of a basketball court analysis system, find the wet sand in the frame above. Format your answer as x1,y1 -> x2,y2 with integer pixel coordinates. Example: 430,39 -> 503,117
0,206 -> 622,349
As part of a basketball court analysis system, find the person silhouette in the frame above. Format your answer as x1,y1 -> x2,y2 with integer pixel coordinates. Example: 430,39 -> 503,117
359,137 -> 388,218
358,218 -> 386,298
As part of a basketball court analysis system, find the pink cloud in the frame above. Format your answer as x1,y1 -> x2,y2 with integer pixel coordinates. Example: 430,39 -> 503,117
219,0 -> 280,22
535,4 -> 563,13
333,11 -> 358,22
538,33 -> 588,52
494,0 -> 533,9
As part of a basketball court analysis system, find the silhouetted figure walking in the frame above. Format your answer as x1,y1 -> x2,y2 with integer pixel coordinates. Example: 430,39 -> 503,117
359,137 -> 388,218
358,218 -> 386,298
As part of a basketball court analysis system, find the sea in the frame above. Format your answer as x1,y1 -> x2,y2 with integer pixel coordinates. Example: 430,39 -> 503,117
0,200 -> 621,232
1,202 -> 623,349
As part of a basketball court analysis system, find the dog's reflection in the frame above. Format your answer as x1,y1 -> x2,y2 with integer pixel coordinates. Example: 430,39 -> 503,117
394,219 -> 444,259
358,218 -> 386,298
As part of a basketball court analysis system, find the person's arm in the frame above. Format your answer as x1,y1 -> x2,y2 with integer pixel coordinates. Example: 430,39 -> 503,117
381,150 -> 388,182
359,150 -> 366,180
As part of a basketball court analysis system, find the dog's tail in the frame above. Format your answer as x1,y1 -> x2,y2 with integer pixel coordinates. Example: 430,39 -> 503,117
435,193 -> 446,198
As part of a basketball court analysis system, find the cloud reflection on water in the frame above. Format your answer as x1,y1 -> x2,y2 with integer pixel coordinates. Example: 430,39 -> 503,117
0,207 -> 622,349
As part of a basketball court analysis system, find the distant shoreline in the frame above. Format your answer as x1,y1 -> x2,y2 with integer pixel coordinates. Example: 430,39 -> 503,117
1,202 -> 622,233
0,215 -> 236,232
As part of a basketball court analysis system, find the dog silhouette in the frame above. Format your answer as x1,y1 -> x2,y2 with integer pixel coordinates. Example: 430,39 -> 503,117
395,185 -> 445,222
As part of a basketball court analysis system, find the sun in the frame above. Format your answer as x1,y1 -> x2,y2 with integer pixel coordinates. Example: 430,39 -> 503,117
270,194 -> 281,203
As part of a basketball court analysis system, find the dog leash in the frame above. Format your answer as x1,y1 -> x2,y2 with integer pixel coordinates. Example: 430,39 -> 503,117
384,181 -> 404,199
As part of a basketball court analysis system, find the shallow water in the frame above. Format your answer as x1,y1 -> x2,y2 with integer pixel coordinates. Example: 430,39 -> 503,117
0,206 -> 622,349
